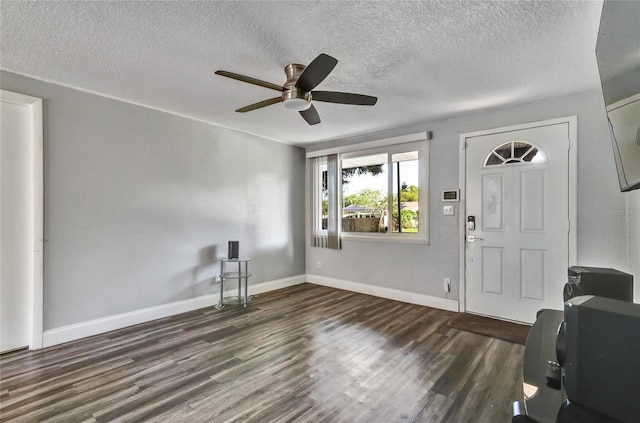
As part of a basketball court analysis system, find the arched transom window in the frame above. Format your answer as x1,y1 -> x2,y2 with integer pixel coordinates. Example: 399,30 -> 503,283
484,141 -> 546,166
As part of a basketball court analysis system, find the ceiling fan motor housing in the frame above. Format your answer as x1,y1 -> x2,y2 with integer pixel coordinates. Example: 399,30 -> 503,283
282,63 -> 311,111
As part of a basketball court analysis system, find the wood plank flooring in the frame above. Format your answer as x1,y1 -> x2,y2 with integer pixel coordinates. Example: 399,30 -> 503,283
0,283 -> 524,423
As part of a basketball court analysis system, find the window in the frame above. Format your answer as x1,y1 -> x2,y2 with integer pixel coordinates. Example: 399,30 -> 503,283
484,141 -> 546,166
341,152 -> 387,233
312,140 -> 428,244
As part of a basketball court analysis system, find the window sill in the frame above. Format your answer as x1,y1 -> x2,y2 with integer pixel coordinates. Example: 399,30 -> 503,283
340,232 -> 429,245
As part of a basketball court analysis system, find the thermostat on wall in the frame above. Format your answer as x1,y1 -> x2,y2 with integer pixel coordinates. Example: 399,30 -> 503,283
442,189 -> 460,202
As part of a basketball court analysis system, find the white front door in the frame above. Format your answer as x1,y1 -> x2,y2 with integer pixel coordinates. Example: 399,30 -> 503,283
465,123 -> 570,323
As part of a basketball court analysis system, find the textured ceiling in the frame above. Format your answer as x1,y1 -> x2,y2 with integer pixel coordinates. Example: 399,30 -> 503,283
0,1 -> 604,145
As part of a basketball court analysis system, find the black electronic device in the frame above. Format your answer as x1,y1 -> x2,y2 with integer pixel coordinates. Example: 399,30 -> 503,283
558,296 -> 640,423
228,241 -> 239,259
513,264 -> 638,423
563,266 -> 633,302
512,309 -> 622,423
467,215 -> 475,231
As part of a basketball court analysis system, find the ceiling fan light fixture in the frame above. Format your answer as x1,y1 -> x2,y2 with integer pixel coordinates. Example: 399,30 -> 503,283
282,88 -> 312,111
282,97 -> 311,111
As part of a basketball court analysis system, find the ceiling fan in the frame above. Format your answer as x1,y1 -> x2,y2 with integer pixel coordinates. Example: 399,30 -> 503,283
215,53 -> 377,125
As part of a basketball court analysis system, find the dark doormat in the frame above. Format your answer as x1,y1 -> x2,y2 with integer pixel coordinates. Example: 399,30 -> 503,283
447,313 -> 531,345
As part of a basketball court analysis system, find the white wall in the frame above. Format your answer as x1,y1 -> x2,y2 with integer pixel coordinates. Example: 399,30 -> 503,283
628,190 -> 640,302
306,89 -> 637,304
0,71 -> 306,331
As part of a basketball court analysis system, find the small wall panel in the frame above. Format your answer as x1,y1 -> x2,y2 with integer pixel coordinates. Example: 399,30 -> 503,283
521,171 -> 545,232
483,174 -> 503,231
521,249 -> 545,301
482,247 -> 504,295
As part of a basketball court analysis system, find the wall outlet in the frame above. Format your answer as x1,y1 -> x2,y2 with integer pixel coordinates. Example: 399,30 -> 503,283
316,260 -> 322,269
444,278 -> 451,293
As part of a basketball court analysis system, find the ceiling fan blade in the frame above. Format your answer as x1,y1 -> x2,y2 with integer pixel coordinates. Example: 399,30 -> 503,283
295,54 -> 338,92
235,97 -> 282,113
312,91 -> 378,106
215,70 -> 283,92
299,104 -> 321,125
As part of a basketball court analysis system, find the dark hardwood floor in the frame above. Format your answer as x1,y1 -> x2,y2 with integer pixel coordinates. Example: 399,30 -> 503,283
0,283 -> 523,423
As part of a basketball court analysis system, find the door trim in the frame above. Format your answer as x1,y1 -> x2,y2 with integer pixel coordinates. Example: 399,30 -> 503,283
1,89 -> 44,349
458,116 -> 578,313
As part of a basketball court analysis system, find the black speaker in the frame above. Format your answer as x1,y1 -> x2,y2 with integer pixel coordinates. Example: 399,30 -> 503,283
563,266 -> 633,302
561,296 -> 640,423
228,241 -> 239,259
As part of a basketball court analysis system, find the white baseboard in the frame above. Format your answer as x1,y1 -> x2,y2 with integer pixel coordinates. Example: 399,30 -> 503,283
42,274 -> 305,348
247,274 -> 306,295
306,274 -> 460,312
42,274 -> 456,348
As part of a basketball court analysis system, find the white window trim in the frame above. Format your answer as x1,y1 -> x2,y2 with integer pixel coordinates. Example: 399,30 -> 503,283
0,90 -> 44,349
312,138 -> 430,245
306,131 -> 429,158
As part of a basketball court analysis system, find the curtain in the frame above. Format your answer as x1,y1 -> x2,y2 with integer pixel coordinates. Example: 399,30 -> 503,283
312,154 -> 341,249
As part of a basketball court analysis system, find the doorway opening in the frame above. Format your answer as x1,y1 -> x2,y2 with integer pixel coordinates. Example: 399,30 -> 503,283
458,117 -> 577,323
0,89 -> 43,351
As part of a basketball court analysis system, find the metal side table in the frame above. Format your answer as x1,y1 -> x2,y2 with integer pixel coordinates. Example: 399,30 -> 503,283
215,258 -> 252,309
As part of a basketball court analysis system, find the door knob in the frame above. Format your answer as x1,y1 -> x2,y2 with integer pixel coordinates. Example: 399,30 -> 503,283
467,235 -> 483,242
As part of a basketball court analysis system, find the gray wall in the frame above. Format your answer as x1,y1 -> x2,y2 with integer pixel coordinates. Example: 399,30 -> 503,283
1,71 -> 306,330
629,190 -> 640,302
306,89 -> 638,301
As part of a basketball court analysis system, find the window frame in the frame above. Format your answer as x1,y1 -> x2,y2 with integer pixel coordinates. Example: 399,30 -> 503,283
312,156 -> 328,235
312,140 -> 429,245
483,140 -> 547,167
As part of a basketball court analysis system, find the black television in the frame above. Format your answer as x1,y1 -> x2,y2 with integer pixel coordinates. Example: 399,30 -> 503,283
595,0 -> 640,192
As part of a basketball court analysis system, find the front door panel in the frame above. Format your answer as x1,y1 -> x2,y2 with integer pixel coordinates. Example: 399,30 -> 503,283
465,123 -> 569,323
